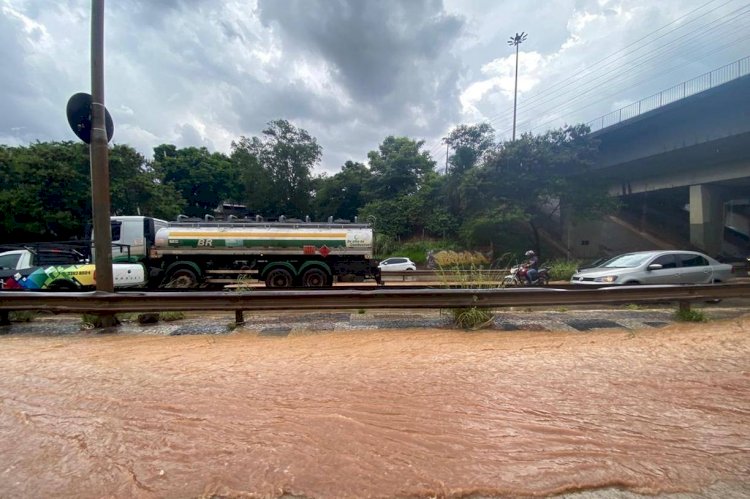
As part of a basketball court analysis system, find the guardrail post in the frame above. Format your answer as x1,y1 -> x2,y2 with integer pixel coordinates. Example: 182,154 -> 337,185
0,311 -> 9,327
235,310 -> 245,325
678,300 -> 691,314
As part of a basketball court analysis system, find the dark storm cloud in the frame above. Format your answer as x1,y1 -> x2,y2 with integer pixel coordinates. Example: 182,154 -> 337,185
256,0 -> 466,131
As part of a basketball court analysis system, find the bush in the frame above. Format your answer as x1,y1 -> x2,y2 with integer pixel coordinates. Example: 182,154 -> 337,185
160,311 -> 185,322
546,259 -> 580,281
436,266 -> 499,329
451,307 -> 495,330
377,238 -> 466,265
674,307 -> 707,322
374,234 -> 398,259
9,311 -> 37,322
434,250 -> 489,269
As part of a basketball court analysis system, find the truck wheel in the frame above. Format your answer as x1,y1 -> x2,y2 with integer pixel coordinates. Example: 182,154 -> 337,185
301,268 -> 327,287
265,268 -> 293,288
164,268 -> 199,288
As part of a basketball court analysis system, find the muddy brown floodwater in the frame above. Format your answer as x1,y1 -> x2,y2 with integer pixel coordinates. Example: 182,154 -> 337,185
1,315 -> 749,498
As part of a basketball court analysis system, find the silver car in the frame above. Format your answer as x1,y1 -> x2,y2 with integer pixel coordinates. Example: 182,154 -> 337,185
570,250 -> 734,285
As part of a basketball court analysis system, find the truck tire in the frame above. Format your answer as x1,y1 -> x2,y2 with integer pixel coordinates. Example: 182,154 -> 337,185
301,267 -> 328,287
265,268 -> 293,288
164,267 -> 199,288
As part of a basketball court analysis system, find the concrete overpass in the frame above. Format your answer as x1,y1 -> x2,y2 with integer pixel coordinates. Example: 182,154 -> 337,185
563,59 -> 750,259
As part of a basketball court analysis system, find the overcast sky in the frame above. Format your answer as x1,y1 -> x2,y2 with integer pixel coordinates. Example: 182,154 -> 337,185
1,0 -> 748,174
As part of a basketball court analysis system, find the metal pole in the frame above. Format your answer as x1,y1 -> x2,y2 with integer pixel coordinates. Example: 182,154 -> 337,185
445,142 -> 449,174
512,42 -> 519,141
90,0 -> 115,326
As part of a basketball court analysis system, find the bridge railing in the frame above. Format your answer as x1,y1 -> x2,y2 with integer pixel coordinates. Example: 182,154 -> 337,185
589,56 -> 750,132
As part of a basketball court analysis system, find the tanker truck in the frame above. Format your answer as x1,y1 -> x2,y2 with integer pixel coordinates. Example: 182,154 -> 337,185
108,215 -> 380,288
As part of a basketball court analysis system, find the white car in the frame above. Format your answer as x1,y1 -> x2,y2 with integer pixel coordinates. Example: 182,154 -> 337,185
570,250 -> 734,285
378,257 -> 417,272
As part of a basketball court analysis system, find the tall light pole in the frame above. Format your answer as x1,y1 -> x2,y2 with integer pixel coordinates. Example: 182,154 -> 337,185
508,31 -> 527,141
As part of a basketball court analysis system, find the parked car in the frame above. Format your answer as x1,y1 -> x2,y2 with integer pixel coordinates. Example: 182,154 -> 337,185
378,257 -> 417,272
570,250 -> 734,285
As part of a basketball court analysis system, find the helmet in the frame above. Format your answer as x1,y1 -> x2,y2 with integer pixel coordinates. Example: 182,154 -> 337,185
525,250 -> 535,256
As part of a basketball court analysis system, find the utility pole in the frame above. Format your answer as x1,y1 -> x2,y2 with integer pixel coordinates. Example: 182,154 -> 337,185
508,31 -> 527,141
445,142 -> 449,175
90,0 -> 116,326
441,136 -> 450,175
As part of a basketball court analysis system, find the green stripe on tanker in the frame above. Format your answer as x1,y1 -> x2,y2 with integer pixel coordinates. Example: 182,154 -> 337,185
166,239 -> 347,249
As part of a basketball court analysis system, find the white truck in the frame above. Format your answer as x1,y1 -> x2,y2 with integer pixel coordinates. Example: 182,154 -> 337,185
0,245 -> 146,291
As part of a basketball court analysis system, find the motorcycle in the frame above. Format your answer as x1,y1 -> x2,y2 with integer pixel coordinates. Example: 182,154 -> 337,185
502,264 -> 550,287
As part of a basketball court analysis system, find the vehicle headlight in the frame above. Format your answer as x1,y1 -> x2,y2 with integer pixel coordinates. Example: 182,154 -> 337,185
594,275 -> 618,283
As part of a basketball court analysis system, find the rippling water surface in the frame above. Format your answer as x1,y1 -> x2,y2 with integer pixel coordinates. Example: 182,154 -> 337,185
1,316 -> 749,498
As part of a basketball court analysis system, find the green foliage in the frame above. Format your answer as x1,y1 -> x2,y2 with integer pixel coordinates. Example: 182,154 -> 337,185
436,265 -> 498,330
0,141 -> 185,242
451,307 -> 495,330
359,136 -> 439,239
376,238 -> 460,263
160,311 -> 185,322
231,120 -> 322,218
311,161 -> 370,221
152,144 -> 238,218
109,144 -> 185,220
364,136 -> 435,200
81,313 -> 120,328
674,307 -> 708,322
444,123 -> 496,175
0,142 -> 90,241
393,241 -> 434,264
9,311 -> 37,322
373,233 -> 398,259
547,259 -> 580,281
360,198 -> 411,239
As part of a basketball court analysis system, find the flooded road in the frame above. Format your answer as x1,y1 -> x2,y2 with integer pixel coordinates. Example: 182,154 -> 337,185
1,315 -> 749,498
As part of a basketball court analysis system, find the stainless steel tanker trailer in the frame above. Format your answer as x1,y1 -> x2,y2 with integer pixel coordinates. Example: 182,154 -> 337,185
123,216 -> 381,288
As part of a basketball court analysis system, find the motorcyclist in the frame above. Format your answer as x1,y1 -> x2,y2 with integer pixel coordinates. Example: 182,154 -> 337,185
524,250 -> 539,284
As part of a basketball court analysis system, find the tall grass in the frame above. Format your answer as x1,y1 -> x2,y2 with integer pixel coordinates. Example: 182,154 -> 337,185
546,259 -> 580,281
436,264 -> 499,330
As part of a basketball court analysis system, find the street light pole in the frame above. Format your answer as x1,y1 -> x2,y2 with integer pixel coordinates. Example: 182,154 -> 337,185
90,0 -> 116,327
508,31 -> 527,141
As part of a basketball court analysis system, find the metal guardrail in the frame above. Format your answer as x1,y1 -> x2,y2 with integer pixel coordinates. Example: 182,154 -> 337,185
588,56 -> 750,132
0,283 -> 747,314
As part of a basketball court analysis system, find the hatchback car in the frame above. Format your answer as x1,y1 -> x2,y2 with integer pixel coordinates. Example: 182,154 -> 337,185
569,250 -> 733,285
378,257 -> 417,272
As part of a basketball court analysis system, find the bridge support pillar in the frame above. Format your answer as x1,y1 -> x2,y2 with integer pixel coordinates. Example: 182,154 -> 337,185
689,184 -> 724,257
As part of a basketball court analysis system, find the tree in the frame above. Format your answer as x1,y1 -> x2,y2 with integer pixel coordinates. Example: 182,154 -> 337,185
232,120 -> 322,218
364,136 -> 435,201
152,145 -> 240,218
109,144 -> 184,220
230,137 -> 274,216
461,124 -> 614,253
0,142 -> 91,242
311,161 -> 371,221
0,141 -> 187,242
443,123 -> 495,175
358,136 -> 437,238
